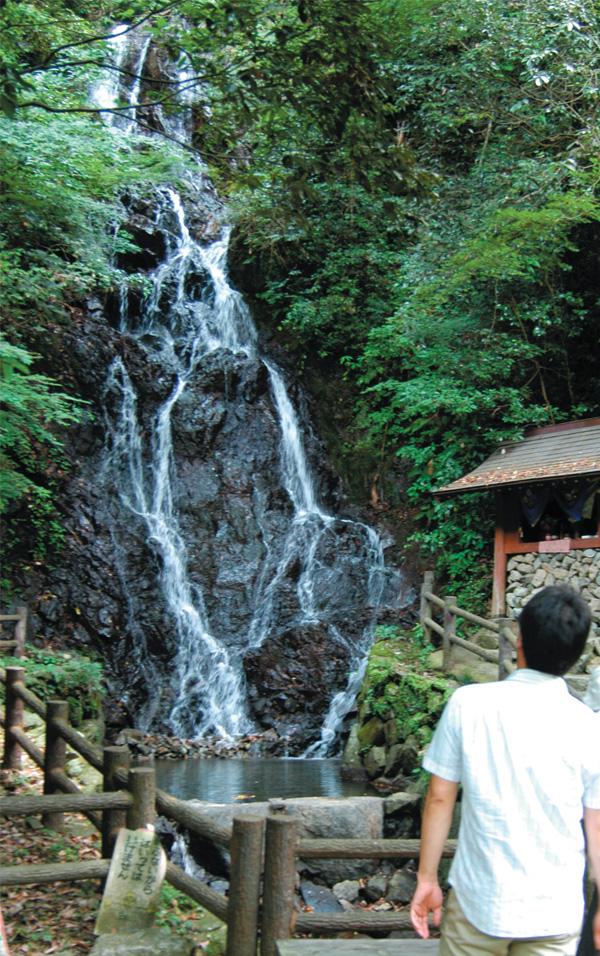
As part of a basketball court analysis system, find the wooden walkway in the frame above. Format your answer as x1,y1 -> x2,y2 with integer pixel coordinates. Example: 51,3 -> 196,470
277,941 -> 439,955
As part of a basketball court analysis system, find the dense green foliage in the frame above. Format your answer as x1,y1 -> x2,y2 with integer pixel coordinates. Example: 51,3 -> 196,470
0,336 -> 84,562
361,629 -> 454,748
0,2 -> 183,567
0,648 -> 104,726
1,0 -> 598,602
174,0 -> 600,603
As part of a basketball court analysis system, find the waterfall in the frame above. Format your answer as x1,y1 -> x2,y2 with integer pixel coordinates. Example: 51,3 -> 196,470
94,28 -> 406,751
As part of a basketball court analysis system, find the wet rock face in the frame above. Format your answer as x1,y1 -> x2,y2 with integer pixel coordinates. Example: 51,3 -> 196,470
244,625 -> 352,752
20,174 -> 408,745
26,298 -> 363,739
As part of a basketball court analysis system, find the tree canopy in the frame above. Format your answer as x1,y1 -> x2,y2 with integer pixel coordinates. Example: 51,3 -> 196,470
1,0 -> 598,602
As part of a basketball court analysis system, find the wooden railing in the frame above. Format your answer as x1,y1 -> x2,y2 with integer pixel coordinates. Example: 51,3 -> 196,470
1,659 -> 453,954
252,815 -> 456,953
0,607 -> 27,658
419,571 -> 518,679
0,664 -> 257,954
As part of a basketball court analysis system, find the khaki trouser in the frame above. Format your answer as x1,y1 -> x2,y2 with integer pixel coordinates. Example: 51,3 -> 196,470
440,889 -> 580,956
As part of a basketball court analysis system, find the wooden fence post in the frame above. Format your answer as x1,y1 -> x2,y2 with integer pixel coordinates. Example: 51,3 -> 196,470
260,814 -> 298,956
226,815 -> 265,956
14,607 -> 27,658
127,766 -> 156,830
443,596 -> 457,672
498,617 -> 517,680
3,666 -> 25,770
102,746 -> 131,858
420,570 -> 434,643
43,700 -> 69,830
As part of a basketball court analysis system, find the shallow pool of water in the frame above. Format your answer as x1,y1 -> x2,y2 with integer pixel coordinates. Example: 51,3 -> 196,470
155,757 -> 371,803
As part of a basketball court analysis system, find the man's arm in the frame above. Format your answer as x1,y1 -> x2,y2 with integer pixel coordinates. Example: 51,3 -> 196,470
584,807 -> 600,950
410,773 -> 459,939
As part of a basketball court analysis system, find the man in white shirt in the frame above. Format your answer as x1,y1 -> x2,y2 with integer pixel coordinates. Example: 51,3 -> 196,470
410,585 -> 600,955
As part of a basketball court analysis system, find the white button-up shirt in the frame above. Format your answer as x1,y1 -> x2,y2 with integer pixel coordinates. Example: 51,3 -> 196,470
423,668 -> 600,938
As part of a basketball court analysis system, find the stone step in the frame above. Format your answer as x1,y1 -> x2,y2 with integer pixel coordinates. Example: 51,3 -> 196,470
276,941 -> 439,955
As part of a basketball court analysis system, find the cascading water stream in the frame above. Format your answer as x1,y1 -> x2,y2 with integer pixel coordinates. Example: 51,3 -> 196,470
95,28 -> 406,751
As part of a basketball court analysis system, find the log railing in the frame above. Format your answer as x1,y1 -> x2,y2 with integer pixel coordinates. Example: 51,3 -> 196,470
419,571 -> 518,679
0,607 -> 27,657
257,813 -> 456,954
0,664 -> 255,955
1,660 -> 453,954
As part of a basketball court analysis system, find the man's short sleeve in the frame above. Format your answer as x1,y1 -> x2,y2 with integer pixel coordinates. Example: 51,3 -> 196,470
422,689 -> 463,783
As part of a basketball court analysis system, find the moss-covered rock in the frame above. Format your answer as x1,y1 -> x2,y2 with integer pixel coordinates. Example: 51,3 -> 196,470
344,627 -> 463,785
356,716 -> 385,749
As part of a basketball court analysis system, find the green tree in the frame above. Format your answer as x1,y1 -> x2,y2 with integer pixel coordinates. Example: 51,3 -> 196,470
175,0 -> 600,603
0,1 -> 185,570
0,336 -> 84,555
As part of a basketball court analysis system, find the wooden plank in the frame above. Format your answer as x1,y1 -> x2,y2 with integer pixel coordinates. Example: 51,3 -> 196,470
447,606 -> 500,634
12,679 -> 46,718
49,769 -> 103,831
449,634 -> 499,663
277,942 -> 439,955
111,764 -> 231,846
0,791 -> 131,816
6,724 -> 43,768
297,838 -> 456,860
423,591 -> 445,610
295,911 -> 414,934
52,717 -> 104,771
166,861 -> 228,921
154,788 -> 231,846
422,617 -> 444,639
0,859 -> 110,886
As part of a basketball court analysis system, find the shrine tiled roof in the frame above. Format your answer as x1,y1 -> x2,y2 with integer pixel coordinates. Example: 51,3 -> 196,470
435,418 -> 600,497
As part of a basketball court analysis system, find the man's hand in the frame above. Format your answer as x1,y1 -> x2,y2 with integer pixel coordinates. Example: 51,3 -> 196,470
411,774 -> 458,939
410,878 -> 443,939
584,808 -> 600,950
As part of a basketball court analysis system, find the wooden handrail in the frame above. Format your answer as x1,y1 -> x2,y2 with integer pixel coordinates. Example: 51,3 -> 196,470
423,615 -> 444,638
448,604 -> 500,633
166,861 -> 229,921
0,791 -> 131,816
11,678 -> 46,718
0,860 -> 110,887
295,909 -> 413,934
423,590 -> 445,610
155,787 -> 231,846
2,657 -> 460,949
51,716 -> 104,771
2,723 -> 44,767
420,576 -> 516,678
108,762 -> 231,845
297,837 -> 456,859
501,625 -> 518,649
450,634 -> 499,663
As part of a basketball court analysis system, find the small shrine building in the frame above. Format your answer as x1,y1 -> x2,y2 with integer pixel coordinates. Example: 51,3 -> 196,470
434,418 -> 600,643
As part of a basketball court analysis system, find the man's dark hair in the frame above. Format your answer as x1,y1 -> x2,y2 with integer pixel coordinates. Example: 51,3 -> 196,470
519,585 -> 591,676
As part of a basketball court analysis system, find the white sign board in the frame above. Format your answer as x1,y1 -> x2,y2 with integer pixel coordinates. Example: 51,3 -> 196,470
95,829 -> 166,935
